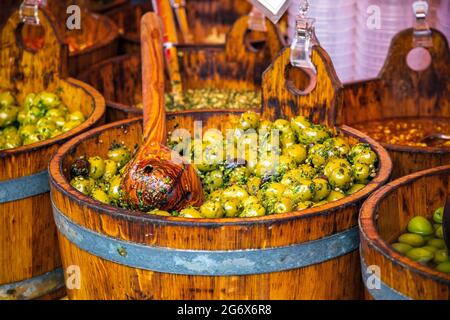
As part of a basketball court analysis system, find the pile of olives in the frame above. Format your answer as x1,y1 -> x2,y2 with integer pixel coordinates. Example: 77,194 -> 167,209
392,207 -> 449,274
0,90 -> 85,150
70,111 -> 379,219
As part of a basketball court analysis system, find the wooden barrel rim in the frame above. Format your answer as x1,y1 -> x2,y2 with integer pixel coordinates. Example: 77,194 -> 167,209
360,164 -> 450,285
381,140 -> 450,155
68,13 -> 119,57
49,117 -> 392,227
0,78 -> 105,158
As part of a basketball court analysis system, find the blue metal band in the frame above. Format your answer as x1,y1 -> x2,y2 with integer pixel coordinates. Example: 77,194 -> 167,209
53,204 -> 359,276
360,256 -> 411,300
0,268 -> 64,300
0,171 -> 50,204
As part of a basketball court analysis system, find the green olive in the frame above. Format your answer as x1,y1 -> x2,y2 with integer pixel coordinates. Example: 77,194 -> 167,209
208,190 -> 223,202
3,132 -> 22,149
297,125 -> 331,145
283,144 -> 307,165
392,243 -> 413,254
422,246 -> 438,253
17,110 -> 27,124
36,92 -> 60,108
323,137 -> 350,157
349,143 -> 371,161
107,146 -> 132,168
246,176 -> 261,196
46,108 -> 66,118
353,151 -> 378,166
282,179 -> 314,204
406,248 -> 434,264
276,155 -> 297,176
108,175 -> 122,201
240,203 -> 266,217
88,156 -> 106,180
273,119 -> 291,134
328,166 -> 353,191
0,105 -> 19,128
23,133 -> 42,145
290,116 -> 311,134
254,157 -> 276,178
24,93 -> 35,109
36,119 -> 57,139
19,124 -> 36,139
264,182 -> 287,199
51,116 -> 66,128
149,209 -> 172,217
297,164 -> 317,179
62,120 -> 82,133
91,188 -> 110,204
280,131 -> 297,148
258,120 -> 273,135
239,111 -> 260,130
434,250 -> 449,264
407,216 -> 434,236
200,200 -> 224,218
296,201 -> 314,211
70,176 -> 94,195
327,190 -> 346,202
398,233 -> 425,247
324,158 -> 351,177
227,167 -> 249,186
179,207 -> 203,219
103,159 -> 118,181
223,199 -> 241,218
0,91 -> 16,107
435,225 -> 444,239
273,197 -> 293,214
2,126 -> 17,136
307,144 -> 329,168
312,200 -> 329,208
222,185 -> 249,202
203,129 -> 224,145
312,178 -> 331,201
352,162 -> 372,184
428,238 -> 446,249
436,262 -> 450,274
204,170 -> 224,192
433,207 -> 444,224
346,184 -> 366,195
67,111 -> 85,122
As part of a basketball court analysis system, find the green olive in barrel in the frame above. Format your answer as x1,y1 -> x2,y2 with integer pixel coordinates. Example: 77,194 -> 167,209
70,176 -> 94,195
108,175 -> 122,201
297,125 -> 331,145
398,233 -> 425,247
179,207 -> 203,219
392,243 -> 413,254
239,111 -> 260,131
107,144 -> 132,168
433,207 -> 444,224
222,199 -> 241,218
328,166 -> 353,191
327,190 -> 346,202
91,188 -> 111,205
312,178 -> 331,202
88,156 -> 106,180
203,170 -> 224,192
240,203 -> 266,217
407,216 -> 434,236
0,91 -> 16,107
0,105 -> 19,128
436,262 -> 450,274
200,200 -> 224,218
406,248 -> 434,264
283,144 -> 307,165
290,116 -> 311,134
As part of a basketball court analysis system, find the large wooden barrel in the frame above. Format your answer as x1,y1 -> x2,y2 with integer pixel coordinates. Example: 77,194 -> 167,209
77,15 -> 284,122
343,29 -> 450,179
49,44 -> 392,299
359,165 -> 450,300
0,10 -> 105,300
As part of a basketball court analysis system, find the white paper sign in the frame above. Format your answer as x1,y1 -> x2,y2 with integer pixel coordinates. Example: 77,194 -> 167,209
248,0 -> 291,24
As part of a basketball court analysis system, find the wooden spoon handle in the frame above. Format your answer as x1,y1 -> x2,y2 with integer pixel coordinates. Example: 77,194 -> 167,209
141,12 -> 166,144
443,194 -> 450,249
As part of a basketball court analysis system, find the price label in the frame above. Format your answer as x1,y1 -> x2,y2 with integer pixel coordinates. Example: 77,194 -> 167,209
248,0 -> 291,24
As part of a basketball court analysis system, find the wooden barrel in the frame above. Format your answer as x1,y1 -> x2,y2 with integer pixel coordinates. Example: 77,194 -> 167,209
49,45 -> 392,299
77,15 -> 284,122
343,29 -> 450,179
359,165 -> 450,300
0,10 -> 105,300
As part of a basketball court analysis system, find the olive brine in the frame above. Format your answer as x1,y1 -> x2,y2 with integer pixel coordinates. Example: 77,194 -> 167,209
69,111 -> 379,218
392,207 -> 449,274
0,90 -> 86,150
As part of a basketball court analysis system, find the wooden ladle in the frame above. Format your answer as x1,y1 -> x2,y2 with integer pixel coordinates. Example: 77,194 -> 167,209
120,12 -> 204,212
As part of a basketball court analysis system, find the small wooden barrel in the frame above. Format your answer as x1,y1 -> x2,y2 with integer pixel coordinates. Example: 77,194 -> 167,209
343,29 -> 450,179
77,15 -> 284,122
0,10 -> 105,300
360,165 -> 450,300
49,46 -> 392,300
106,2 -> 153,54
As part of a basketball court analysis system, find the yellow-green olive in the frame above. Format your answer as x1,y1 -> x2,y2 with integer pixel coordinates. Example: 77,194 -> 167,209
149,209 -> 172,217
327,190 -> 346,202
296,201 -> 314,211
406,248 -> 434,264
24,93 -> 35,109
46,108 -> 65,118
0,105 -> 19,128
88,156 -> 106,180
392,243 -> 413,254
108,175 -> 122,201
264,182 -> 287,199
428,238 -> 446,249
328,166 -> 353,191
67,111 -> 85,122
246,176 -> 261,196
227,167 -> 249,186
297,125 -> 331,145
70,176 -> 94,195
17,110 -> 27,124
0,91 -> 16,107
433,207 -> 444,224
276,155 -> 297,176
273,197 -> 293,214
179,207 -> 203,219
36,92 -> 60,108
223,199 -> 241,218
51,116 -> 66,128
324,158 -> 351,177
91,188 -> 111,204
353,150 -> 378,166
23,133 -> 41,145
283,144 -> 307,165
398,233 -> 425,247
435,225 -> 444,239
282,179 -> 314,203
222,185 -> 249,202
407,216 -> 434,236
273,119 -> 291,134
240,203 -> 266,217
103,159 -> 118,181
208,190 -> 223,202
346,184 -> 366,195
200,200 -> 224,218
204,170 -> 224,192
290,116 -> 311,134
239,111 -> 260,130
434,250 -> 449,264
422,246 -> 438,253
36,119 -> 57,139
280,131 -> 297,149
312,178 -> 331,201
352,162 -> 371,184
254,157 -> 276,178
62,120 -> 82,133
3,133 -> 22,149
323,137 -> 350,157
436,262 -> 450,274
107,146 -> 132,168
307,144 -> 328,168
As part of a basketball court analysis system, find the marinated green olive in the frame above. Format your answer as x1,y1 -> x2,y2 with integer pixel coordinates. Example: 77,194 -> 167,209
324,158 -> 351,177
346,184 -> 366,195
179,207 -> 203,219
328,166 -> 353,191
91,188 -> 111,204
203,170 -> 224,192
246,176 -> 261,196
67,111 -> 85,122
312,178 -> 331,201
436,262 -> 450,274
327,190 -> 346,202
62,120 -> 82,133
283,144 -> 307,165
273,119 -> 291,134
103,160 -> 118,181
352,162 -> 372,184
240,203 -> 266,217
88,156 -> 106,180
226,167 -> 249,186
407,216 -> 434,236
108,175 -> 122,201
0,91 -> 16,107
296,201 -> 314,211
239,111 -> 260,130
70,176 -> 94,195
282,179 -> 314,204
222,185 -> 249,202
323,137 -> 350,157
290,116 -> 311,134
107,145 -> 132,168
223,199 -> 241,218
200,200 -> 224,218
148,209 -> 172,217
273,197 -> 293,214
297,125 -> 331,145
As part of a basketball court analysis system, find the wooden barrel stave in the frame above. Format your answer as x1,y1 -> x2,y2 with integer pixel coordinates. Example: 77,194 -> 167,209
360,166 -> 450,300
49,115 -> 391,299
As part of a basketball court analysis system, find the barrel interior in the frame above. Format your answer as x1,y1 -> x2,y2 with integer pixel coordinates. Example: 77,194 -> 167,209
375,170 -> 450,244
